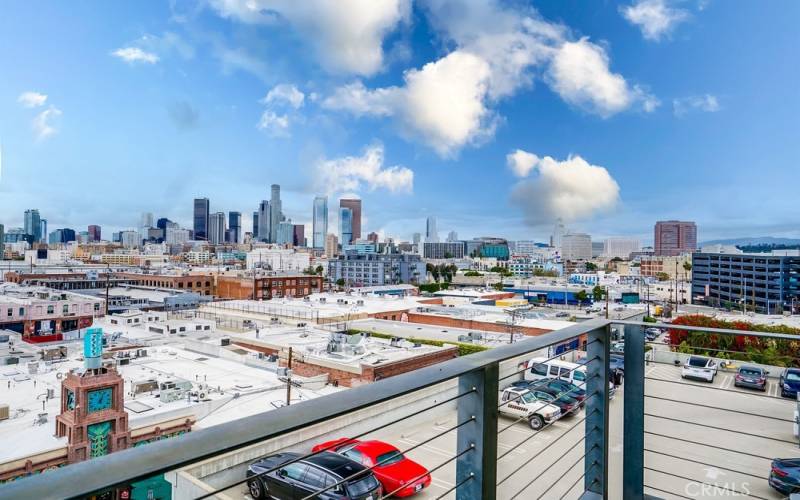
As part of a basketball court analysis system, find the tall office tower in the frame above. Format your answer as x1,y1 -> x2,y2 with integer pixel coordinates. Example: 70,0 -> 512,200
258,200 -> 271,243
425,216 -> 439,243
39,219 -> 47,243
193,198 -> 210,241
339,199 -> 361,241
24,209 -> 41,241
276,221 -> 294,245
269,184 -> 282,243
120,230 -> 140,248
412,233 -> 421,245
139,212 -> 153,243
339,207 -> 353,245
0,223 -> 4,259
603,238 -> 641,259
550,218 -> 566,250
446,231 -> 458,243
293,224 -> 305,247
208,212 -> 226,245
312,195 -> 328,249
325,233 -> 339,257
367,232 -> 379,243
156,218 -> 173,231
228,212 -> 242,243
252,211 -> 260,240
88,225 -> 102,242
561,232 -> 592,261
654,221 -> 697,256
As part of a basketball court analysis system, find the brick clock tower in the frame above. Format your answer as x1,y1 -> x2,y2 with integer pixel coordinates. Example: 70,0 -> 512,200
55,328 -> 131,463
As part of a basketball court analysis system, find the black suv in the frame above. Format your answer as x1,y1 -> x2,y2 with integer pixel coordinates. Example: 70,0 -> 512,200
247,451 -> 382,500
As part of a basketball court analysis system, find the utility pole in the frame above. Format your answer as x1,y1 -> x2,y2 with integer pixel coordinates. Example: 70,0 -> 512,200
104,263 -> 110,316
605,285 -> 609,319
285,346 -> 293,406
674,261 -> 679,316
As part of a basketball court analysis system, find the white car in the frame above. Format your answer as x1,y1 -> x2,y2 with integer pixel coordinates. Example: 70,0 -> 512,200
681,356 -> 717,382
499,387 -> 561,430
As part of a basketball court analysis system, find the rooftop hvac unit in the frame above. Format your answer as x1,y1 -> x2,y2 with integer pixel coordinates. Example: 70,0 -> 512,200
319,297 -> 326,303
389,336 -> 402,347
0,404 -> 9,421
356,300 -> 364,306
469,332 -> 483,340
303,296 -> 310,301
458,335 -> 471,343
267,354 -> 278,362
337,299 -> 344,304
119,358 -> 130,365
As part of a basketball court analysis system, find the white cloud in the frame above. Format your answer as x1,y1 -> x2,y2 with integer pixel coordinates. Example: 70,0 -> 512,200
32,106 -> 62,141
620,0 -> 690,41
509,152 -> 620,225
263,84 -> 305,109
323,51 -> 495,157
256,111 -> 290,137
209,0 -> 410,76
547,38 -> 653,117
323,0 -> 654,155
506,149 -> 539,177
111,47 -> 160,64
314,144 -> 413,196
673,94 -> 720,116
18,91 -> 48,108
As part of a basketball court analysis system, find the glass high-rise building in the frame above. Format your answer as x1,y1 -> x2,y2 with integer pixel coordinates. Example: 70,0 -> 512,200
252,211 -> 259,239
88,225 -> 102,242
426,216 -> 439,243
339,199 -> 361,242
312,196 -> 328,249
228,212 -> 241,243
257,200 -> 270,243
208,212 -> 226,245
269,184 -> 282,243
24,209 -> 41,241
193,198 -> 210,241
339,207 -> 353,245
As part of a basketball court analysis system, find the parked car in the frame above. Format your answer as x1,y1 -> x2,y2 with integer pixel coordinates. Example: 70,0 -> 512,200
769,458 -> 800,495
511,380 -> 582,415
644,328 -> 660,341
681,356 -> 717,383
498,387 -> 561,430
525,357 -> 587,388
734,366 -> 767,391
513,378 -> 586,405
556,311 -> 570,318
246,451 -> 382,500
610,341 -> 624,354
780,368 -> 800,399
311,439 -> 430,497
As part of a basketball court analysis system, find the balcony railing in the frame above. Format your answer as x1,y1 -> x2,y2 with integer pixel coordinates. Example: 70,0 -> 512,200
1,318 -> 798,499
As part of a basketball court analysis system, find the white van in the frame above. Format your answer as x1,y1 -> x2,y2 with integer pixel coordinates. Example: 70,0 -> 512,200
524,357 -> 587,388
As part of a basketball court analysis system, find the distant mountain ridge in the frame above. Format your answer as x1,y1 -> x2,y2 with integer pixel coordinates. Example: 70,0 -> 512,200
700,236 -> 800,246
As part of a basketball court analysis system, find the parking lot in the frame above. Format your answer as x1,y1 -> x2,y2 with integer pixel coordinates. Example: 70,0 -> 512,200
233,358 -> 798,499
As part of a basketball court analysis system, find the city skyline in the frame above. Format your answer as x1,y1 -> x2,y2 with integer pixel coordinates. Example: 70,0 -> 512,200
0,1 -> 798,243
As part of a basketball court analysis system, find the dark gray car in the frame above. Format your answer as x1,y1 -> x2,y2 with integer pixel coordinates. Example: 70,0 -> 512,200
734,366 -> 767,391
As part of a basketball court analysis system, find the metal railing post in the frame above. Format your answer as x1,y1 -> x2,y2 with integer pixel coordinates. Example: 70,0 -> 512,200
623,324 -> 645,499
456,362 -> 499,500
585,325 -> 610,497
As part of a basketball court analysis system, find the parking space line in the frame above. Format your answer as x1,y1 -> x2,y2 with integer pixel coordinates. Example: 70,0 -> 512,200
399,438 -> 453,458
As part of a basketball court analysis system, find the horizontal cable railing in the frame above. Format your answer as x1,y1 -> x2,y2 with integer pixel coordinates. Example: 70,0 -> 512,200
0,318 -> 610,500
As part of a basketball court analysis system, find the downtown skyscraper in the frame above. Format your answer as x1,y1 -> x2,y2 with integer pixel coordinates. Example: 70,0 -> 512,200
312,195 -> 328,249
269,184 -> 282,243
339,198 -> 361,243
193,198 -> 210,241
24,209 -> 41,242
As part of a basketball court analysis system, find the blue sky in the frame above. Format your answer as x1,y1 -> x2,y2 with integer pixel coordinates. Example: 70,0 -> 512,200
1,0 -> 798,244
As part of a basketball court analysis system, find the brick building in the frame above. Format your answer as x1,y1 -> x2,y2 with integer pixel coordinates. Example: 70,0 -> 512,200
216,274 -> 323,300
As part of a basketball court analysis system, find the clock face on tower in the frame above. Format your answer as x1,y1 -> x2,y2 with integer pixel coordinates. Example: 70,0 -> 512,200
87,388 -> 113,412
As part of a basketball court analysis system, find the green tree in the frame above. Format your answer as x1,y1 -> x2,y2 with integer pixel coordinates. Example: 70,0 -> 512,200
575,290 -> 588,302
655,272 -> 670,282
585,262 -> 598,271
335,278 -> 345,287
592,285 -> 605,301
683,262 -> 692,272
315,265 -> 324,275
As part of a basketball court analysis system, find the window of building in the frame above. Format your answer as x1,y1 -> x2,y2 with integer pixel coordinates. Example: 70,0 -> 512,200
47,305 -> 54,315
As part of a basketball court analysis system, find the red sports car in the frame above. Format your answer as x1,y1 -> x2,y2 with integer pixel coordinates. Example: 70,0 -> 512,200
312,438 -> 431,497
